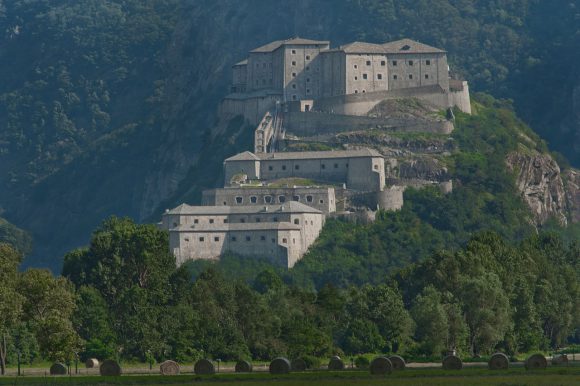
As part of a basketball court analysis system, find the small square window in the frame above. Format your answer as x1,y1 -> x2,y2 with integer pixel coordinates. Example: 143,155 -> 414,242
194,219 -> 199,224
306,78 -> 311,83
306,55 -> 311,60
224,219 -> 228,223
271,238 -> 276,243
409,74 -> 413,79
268,166 -> 273,171
377,74 -> 383,80
292,61 -> 296,66
425,74 -> 429,79
282,165 -> 287,170
282,238 -> 287,244
273,217 -> 278,222
261,236 -> 266,241
264,196 -> 273,203
307,195 -> 313,203
306,89 -> 311,94
250,196 -> 257,203
362,90 -> 366,93
374,164 -> 379,170
381,60 -> 386,66
319,199 -> 324,204
292,95 -> 297,100
353,64 -> 358,69
199,237 -> 205,242
392,60 -> 398,66
246,236 -> 251,241
363,74 -> 368,80
293,195 -> 300,201
393,74 -> 398,80
294,219 -> 300,225
306,66 -> 310,71
366,60 -> 371,66
240,218 -> 246,223
295,164 -> 300,170
321,164 -> 326,169
256,218 -> 261,223
408,60 -> 414,66
279,196 -> 286,203
236,197 -> 243,204
354,76 -> 358,80
354,90 -> 359,94
209,219 -> 214,224
292,84 -> 297,89
232,236 -> 237,241
292,72 -> 297,78
214,237 -> 220,242
334,163 -> 339,168
291,49 -> 296,54
426,59 -> 431,65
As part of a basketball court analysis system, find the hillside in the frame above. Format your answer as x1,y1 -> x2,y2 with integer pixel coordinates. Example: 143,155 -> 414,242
0,0 -> 578,268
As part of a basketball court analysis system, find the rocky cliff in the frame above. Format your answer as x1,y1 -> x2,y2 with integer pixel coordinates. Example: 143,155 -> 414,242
505,152 -> 572,226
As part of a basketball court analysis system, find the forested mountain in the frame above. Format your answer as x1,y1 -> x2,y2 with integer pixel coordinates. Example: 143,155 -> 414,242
0,0 -> 578,267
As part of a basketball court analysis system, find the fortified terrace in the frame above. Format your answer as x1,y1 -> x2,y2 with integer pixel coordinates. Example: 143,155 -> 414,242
160,37 -> 470,268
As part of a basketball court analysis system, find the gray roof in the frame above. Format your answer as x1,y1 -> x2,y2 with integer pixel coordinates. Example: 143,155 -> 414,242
171,222 -> 301,232
233,59 -> 248,66
165,201 -> 322,215
337,41 -> 387,54
257,148 -> 383,160
224,151 -> 260,162
381,39 -> 445,54
251,37 -> 330,53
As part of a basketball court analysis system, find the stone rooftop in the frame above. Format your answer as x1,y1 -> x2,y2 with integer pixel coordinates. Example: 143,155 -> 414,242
251,37 -> 330,53
166,201 -> 322,215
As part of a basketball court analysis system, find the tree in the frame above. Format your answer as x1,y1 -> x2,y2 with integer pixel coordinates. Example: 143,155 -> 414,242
411,286 -> 448,356
0,244 -> 23,375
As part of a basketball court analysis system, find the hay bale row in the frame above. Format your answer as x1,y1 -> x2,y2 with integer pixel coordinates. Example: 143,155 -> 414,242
235,360 -> 253,373
525,354 -> 547,370
50,363 -> 67,375
85,358 -> 99,369
269,357 -> 291,374
100,359 -> 122,376
370,357 -> 392,375
388,355 -> 406,371
327,356 -> 344,371
160,360 -> 180,375
488,352 -> 509,370
442,355 -> 462,370
194,359 -> 215,375
291,358 -> 307,372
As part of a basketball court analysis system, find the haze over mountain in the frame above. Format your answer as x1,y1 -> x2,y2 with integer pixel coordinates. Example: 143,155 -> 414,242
0,0 -> 578,268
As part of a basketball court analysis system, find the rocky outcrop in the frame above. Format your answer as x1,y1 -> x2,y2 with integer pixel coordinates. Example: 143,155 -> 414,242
563,169 -> 580,223
506,152 -> 567,226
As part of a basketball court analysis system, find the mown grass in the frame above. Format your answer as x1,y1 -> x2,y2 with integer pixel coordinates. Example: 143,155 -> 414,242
1,366 -> 579,386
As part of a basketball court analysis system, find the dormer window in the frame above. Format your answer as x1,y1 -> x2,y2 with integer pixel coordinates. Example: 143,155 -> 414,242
401,44 -> 411,51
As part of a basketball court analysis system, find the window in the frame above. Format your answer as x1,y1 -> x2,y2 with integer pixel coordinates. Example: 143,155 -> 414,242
426,59 -> 431,65
264,196 -> 273,203
260,235 -> 266,241
224,219 -> 228,223
353,64 -> 358,69
291,49 -> 296,54
232,236 -> 237,241
306,55 -> 311,60
250,196 -> 258,203
273,217 -> 278,222
295,164 -> 300,170
292,72 -> 297,78
392,60 -> 398,66
425,74 -> 429,79
209,219 -> 214,224
409,74 -> 413,79
307,195 -> 313,203
279,195 -> 286,203
306,66 -> 310,71
194,219 -> 199,224
381,60 -> 386,66
240,218 -> 246,223
377,73 -> 383,80
319,199 -> 324,204
246,236 -> 251,241
408,60 -> 414,66
366,60 -> 371,66
199,237 -> 205,242
306,77 -> 311,83
374,164 -> 379,170
334,163 -> 339,168
236,196 -> 243,204
282,165 -> 287,170
306,88 -> 311,94
393,74 -> 398,80
268,165 -> 273,170
354,90 -> 359,94
293,195 -> 300,201
401,44 -> 411,51
172,222 -> 177,227
354,76 -> 358,80
292,95 -> 297,101
184,238 -> 189,242
293,239 -> 296,244
282,238 -> 287,244
256,218 -> 261,223
294,219 -> 300,225
292,84 -> 297,89
292,61 -> 296,66
223,201 -> 227,205
363,73 -> 368,80
214,237 -> 220,242
362,90 -> 366,93
321,164 -> 326,169
272,238 -> 276,243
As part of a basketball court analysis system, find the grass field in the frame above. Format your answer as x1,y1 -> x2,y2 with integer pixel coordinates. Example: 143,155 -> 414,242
0,366 -> 579,386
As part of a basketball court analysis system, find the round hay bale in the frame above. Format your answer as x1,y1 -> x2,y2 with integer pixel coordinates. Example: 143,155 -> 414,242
388,355 -> 406,371
291,358 -> 307,372
369,356 -> 392,375
194,359 -> 215,375
50,363 -> 67,375
269,357 -> 291,374
525,354 -> 547,370
442,355 -> 462,370
235,360 -> 253,373
99,359 -> 122,376
488,352 -> 509,370
328,356 -> 344,371
160,360 -> 180,375
552,354 -> 569,366
85,358 -> 99,369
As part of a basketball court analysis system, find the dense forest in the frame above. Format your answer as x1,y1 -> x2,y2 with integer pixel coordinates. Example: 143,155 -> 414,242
0,0 -> 578,267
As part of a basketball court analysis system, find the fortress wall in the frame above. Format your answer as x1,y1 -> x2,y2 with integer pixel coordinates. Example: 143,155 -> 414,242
448,82 -> 471,114
377,186 -> 405,211
224,159 -> 260,185
220,95 -> 280,125
285,111 -> 452,136
347,157 -> 385,191
259,157 -> 349,182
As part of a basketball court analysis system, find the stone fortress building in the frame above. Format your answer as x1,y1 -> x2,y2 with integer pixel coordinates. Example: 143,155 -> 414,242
161,36 -> 470,268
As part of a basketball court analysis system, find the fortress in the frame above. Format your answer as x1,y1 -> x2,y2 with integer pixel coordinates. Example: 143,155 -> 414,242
160,37 -> 470,268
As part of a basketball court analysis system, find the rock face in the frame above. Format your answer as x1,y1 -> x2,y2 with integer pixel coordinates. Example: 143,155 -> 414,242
506,152 -> 567,226
563,169 -> 580,223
